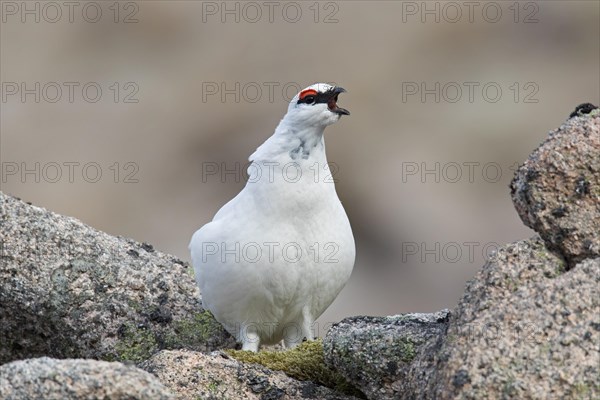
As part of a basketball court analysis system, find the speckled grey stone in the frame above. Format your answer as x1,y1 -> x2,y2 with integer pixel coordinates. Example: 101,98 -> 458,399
141,349 -> 361,400
511,110 -> 600,266
428,238 -> 599,399
0,192 -> 235,364
324,109 -> 600,400
325,239 -> 599,400
323,311 -> 450,400
0,357 -> 175,399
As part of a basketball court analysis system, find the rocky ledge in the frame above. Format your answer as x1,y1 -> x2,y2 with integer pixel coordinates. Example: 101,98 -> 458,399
324,105 -> 599,399
0,104 -> 598,399
0,192 -> 235,365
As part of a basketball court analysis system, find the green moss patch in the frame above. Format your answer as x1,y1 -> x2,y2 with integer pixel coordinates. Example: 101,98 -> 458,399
226,339 -> 365,398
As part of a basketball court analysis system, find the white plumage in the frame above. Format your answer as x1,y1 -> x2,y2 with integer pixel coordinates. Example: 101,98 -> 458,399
190,83 -> 355,351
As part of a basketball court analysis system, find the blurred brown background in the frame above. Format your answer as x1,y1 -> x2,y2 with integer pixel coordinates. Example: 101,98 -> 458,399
1,1 -> 598,335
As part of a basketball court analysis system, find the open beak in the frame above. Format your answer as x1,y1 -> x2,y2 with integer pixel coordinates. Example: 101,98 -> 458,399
328,87 -> 350,116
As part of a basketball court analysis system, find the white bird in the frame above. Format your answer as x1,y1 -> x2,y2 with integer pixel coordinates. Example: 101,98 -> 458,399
190,83 -> 355,352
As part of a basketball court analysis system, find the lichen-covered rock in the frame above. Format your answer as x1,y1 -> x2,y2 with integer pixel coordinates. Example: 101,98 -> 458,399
140,349 -> 362,400
323,310 -> 450,400
323,108 -> 600,400
0,192 -> 235,364
428,237 -> 599,399
511,107 -> 600,266
324,239 -> 599,400
0,357 -> 175,399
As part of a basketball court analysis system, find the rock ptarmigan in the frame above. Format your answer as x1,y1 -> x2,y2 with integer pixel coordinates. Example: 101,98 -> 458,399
190,83 -> 355,351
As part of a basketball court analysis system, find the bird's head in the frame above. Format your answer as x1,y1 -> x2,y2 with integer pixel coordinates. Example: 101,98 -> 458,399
285,83 -> 350,127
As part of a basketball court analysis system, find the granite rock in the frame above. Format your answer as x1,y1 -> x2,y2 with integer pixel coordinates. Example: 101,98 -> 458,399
0,192 -> 235,365
141,349 -> 361,400
511,107 -> 599,266
428,238 -> 599,399
324,107 -> 600,399
0,357 -> 175,399
324,311 -> 450,399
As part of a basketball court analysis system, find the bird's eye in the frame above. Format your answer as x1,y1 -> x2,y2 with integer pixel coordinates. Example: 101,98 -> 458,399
304,95 -> 316,104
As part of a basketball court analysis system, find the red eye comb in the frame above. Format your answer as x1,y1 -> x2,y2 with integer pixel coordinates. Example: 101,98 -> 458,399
299,89 -> 318,100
